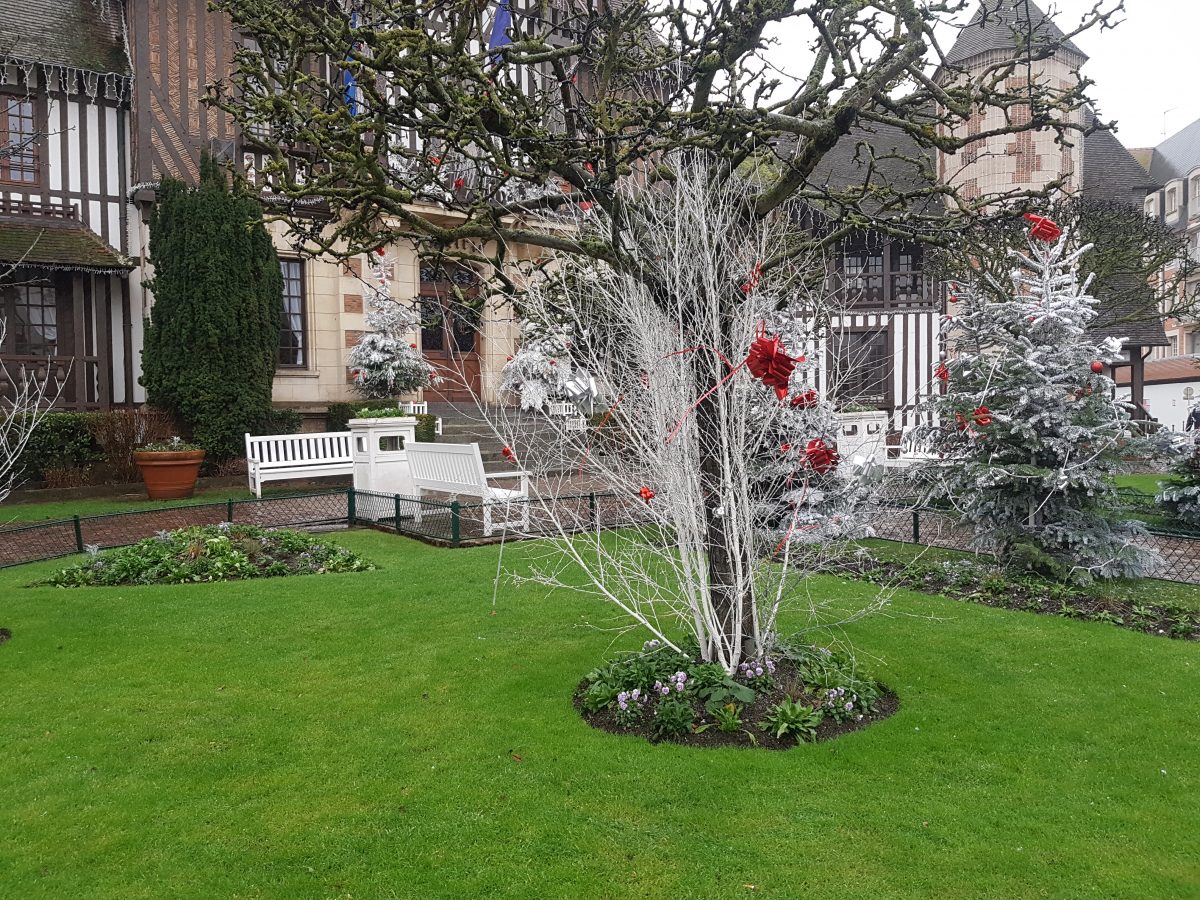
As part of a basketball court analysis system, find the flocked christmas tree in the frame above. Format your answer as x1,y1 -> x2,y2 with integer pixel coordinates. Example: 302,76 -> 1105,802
911,214 -> 1156,583
347,252 -> 437,400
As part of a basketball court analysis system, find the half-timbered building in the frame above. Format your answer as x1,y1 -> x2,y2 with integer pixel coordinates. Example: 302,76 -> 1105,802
0,0 -> 136,410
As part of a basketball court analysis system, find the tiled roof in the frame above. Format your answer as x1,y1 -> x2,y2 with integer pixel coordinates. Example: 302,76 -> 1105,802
1081,110 -> 1160,206
0,216 -> 133,273
943,0 -> 1085,67
0,0 -> 130,77
1113,357 -> 1200,386
1089,275 -> 1169,348
1146,116 -> 1200,185
793,116 -> 942,218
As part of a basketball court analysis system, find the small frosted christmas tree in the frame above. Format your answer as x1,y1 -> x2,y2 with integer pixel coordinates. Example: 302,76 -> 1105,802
912,215 -> 1156,583
347,253 -> 436,400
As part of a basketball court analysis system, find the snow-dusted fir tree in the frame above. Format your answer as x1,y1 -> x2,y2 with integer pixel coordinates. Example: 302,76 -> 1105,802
1157,450 -> 1200,528
911,216 -> 1155,582
347,253 -> 436,400
484,164 -> 883,672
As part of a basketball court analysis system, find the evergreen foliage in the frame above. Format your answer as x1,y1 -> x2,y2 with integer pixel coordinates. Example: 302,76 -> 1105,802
1158,451 -> 1200,528
140,157 -> 283,459
912,226 -> 1157,583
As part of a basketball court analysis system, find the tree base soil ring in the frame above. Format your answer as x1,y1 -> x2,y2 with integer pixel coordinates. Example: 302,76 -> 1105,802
575,662 -> 898,750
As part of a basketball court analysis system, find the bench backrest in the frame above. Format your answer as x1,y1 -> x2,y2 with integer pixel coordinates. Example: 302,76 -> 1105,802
407,441 -> 488,495
245,431 -> 353,468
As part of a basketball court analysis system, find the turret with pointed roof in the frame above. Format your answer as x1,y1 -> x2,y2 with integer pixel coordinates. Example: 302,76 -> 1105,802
941,0 -> 1086,70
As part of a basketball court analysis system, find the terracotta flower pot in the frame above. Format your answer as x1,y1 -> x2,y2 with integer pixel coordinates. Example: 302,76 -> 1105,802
133,450 -> 206,500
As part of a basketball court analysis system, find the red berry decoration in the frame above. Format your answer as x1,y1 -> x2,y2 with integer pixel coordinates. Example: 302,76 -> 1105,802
973,405 -> 992,427
410,343 -> 417,349
949,295 -> 958,304
505,355 -> 513,362
375,247 -> 386,256
804,439 -> 838,474
1024,213 -> 1062,242
746,328 -> 798,396
1091,360 -> 1104,374
638,486 -> 655,504
549,360 -> 557,367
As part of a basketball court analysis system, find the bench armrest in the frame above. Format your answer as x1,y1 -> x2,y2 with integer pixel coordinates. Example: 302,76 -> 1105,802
483,470 -> 529,479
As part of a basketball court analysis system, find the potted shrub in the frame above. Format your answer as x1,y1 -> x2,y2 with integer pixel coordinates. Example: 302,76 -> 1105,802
133,438 -> 205,499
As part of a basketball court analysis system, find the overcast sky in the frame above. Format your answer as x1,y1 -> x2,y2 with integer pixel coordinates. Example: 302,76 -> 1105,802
1044,0 -> 1196,149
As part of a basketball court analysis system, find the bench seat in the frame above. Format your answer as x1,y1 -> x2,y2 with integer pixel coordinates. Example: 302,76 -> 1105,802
245,431 -> 354,498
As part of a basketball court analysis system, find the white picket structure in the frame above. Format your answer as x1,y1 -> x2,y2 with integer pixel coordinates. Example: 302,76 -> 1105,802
406,441 -> 530,536
244,431 -> 355,498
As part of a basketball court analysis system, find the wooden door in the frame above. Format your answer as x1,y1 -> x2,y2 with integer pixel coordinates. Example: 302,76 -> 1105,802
419,265 -> 481,403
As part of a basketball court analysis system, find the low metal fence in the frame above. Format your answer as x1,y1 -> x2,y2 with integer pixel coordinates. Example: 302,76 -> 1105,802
872,503 -> 1200,585
0,491 -> 348,569
3,486 -> 1199,584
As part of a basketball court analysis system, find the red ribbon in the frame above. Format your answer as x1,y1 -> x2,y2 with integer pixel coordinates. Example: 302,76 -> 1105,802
804,439 -> 838,474
1024,213 -> 1062,242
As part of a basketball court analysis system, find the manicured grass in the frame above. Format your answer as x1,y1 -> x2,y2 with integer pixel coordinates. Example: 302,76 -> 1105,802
0,484 -> 342,525
2,531 -> 1198,898
1115,473 -> 1173,495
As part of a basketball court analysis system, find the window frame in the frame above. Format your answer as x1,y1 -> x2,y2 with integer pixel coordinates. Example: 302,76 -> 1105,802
838,236 -> 930,310
0,90 -> 42,187
278,258 -> 308,369
827,324 -> 892,409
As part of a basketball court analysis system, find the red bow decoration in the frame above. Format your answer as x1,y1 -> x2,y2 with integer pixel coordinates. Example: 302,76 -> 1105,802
804,439 -> 838,474
746,326 -> 798,395
502,446 -> 517,464
1024,213 -> 1062,242
935,362 -> 949,383
972,405 -> 992,427
790,388 -> 819,409
638,486 -> 655,504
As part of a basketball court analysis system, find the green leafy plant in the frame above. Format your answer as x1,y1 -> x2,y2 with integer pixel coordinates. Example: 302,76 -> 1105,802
711,702 -> 743,733
260,408 -> 302,435
12,412 -> 104,481
759,699 -> 823,742
414,413 -> 438,442
689,663 -> 755,713
139,438 -> 203,452
651,696 -> 695,741
39,524 -> 374,588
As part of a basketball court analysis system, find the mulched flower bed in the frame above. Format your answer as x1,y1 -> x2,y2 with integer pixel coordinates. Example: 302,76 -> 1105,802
35,523 -> 374,588
825,554 -> 1200,642
574,643 -> 897,750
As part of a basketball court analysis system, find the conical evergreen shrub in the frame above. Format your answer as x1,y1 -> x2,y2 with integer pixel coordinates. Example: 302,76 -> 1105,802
141,157 -> 283,459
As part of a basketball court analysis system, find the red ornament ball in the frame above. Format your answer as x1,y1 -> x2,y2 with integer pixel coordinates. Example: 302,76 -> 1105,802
502,446 -> 517,464
410,343 -> 417,349
1091,360 -> 1104,374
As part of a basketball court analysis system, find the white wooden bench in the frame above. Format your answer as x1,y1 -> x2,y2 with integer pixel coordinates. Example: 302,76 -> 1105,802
245,431 -> 354,498
406,441 -> 530,536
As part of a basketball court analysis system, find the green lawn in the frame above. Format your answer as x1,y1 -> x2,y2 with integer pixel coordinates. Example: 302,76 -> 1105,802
0,484 -> 343,525
1115,473 -> 1172,495
2,530 -> 1198,898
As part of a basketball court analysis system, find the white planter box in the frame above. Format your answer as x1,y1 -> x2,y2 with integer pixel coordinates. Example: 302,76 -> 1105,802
349,416 -> 418,511
834,411 -> 889,471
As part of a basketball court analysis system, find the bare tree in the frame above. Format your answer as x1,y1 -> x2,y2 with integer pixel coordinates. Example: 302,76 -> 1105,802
208,0 -> 1121,663
0,319 -> 60,505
